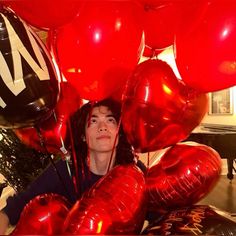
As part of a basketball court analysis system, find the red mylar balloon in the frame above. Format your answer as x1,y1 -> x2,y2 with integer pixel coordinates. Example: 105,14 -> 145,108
49,1 -> 144,101
122,59 -> 208,153
63,164 -> 146,235
175,1 -> 236,92
12,193 -> 71,235
14,82 -> 81,154
146,142 -> 222,211
1,0 -> 83,30
0,8 -> 59,129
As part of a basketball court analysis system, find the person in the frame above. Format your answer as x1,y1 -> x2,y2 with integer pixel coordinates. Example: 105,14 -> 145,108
0,98 -> 146,234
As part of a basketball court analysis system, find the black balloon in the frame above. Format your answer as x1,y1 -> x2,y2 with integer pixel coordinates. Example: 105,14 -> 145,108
142,205 -> 236,236
0,8 -> 59,128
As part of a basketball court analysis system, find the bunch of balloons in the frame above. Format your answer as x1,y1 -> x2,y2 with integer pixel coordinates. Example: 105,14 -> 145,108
0,0 -> 236,234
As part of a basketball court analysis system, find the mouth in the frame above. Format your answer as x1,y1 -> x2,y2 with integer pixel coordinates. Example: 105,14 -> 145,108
96,135 -> 111,140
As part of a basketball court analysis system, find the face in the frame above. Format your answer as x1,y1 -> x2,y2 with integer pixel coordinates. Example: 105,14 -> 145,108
85,105 -> 119,154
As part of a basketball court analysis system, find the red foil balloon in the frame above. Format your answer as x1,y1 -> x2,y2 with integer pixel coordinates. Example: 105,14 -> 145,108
49,1 -> 144,101
12,193 -> 71,235
0,8 -> 59,128
146,143 -> 222,210
14,82 -> 81,154
63,164 -> 146,235
122,59 -> 208,153
1,0 -> 83,30
175,1 -> 236,92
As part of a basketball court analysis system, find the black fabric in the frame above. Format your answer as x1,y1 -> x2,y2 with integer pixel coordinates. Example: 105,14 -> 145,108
3,159 -> 146,225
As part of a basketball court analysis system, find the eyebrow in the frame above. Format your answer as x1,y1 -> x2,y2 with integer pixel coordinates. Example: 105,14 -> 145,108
90,114 -> 115,118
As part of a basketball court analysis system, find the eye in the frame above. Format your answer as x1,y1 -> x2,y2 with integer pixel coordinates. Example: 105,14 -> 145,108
107,117 -> 117,124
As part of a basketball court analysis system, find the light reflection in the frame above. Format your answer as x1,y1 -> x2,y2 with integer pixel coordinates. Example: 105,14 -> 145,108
163,84 -> 172,95
94,30 -> 101,43
96,220 -> 103,234
220,27 -> 229,40
38,214 -> 50,222
115,19 -> 122,31
144,86 -> 149,102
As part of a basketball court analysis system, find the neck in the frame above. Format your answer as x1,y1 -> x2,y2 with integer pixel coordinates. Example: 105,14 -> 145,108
87,150 -> 116,175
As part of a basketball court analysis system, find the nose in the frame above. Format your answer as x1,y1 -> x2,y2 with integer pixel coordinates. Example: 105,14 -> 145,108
98,121 -> 107,132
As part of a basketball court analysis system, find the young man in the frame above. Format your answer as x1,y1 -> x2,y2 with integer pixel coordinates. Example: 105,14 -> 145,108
0,99 -> 146,234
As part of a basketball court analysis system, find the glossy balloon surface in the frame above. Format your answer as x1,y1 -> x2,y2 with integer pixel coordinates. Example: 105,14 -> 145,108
50,1 -> 144,101
146,143 -> 222,210
142,205 -> 236,235
122,59 -> 208,153
175,1 -> 236,92
1,0 -> 82,29
0,9 -> 59,128
63,164 -> 146,235
13,193 -> 70,235
14,82 -> 81,154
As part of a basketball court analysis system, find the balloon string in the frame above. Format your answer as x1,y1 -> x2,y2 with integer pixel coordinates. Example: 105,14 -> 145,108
51,112 -> 72,177
34,125 -> 71,198
67,119 -> 80,197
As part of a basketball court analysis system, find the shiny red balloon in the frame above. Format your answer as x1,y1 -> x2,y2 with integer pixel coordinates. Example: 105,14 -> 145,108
146,143 -> 222,210
140,0 -> 206,49
122,59 -> 208,153
12,193 -> 71,235
175,1 -> 236,92
63,164 -> 146,235
49,1 -> 144,101
1,0 -> 83,30
14,82 -> 81,154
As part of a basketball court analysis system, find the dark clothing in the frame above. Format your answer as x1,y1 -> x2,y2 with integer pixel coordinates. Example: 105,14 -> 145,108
3,159 -> 146,225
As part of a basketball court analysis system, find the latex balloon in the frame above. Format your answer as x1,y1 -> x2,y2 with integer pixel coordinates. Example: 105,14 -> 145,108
0,8 -> 59,128
122,59 -> 208,153
12,193 -> 71,235
146,142 -> 222,210
63,164 -> 146,235
49,1 -> 144,101
140,0 -> 206,49
142,205 -> 236,235
14,82 -> 81,154
1,1 -> 83,30
175,1 -> 236,92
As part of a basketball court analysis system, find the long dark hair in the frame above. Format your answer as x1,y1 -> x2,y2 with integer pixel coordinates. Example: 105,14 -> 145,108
69,99 -> 135,167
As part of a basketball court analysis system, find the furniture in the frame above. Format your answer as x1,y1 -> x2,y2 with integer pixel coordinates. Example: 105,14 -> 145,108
185,125 -> 236,181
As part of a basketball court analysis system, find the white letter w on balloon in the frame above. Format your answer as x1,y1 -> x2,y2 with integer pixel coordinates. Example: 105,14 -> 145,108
0,13 -> 51,108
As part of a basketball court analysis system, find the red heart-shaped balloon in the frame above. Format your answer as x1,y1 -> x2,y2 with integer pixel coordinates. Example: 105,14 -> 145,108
12,193 -> 71,235
63,164 -> 146,235
122,59 -> 208,153
146,142 -> 222,210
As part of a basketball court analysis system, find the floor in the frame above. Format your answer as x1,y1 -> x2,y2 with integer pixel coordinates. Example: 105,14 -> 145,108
198,175 -> 236,214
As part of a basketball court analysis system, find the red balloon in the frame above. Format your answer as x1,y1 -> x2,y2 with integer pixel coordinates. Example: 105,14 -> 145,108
122,59 -> 208,153
1,0 -> 83,30
14,82 -> 81,154
140,0 -> 206,49
63,165 -> 146,235
175,1 -> 236,92
12,193 -> 70,235
49,1 -> 144,101
146,143 -> 222,210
